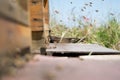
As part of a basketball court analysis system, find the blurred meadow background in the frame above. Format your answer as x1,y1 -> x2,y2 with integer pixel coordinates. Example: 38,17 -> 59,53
0,0 -> 120,78
49,0 -> 120,50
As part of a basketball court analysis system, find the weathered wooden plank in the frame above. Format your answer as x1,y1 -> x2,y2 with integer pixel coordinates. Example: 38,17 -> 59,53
43,0 -> 49,26
47,43 -> 120,55
79,55 -> 120,60
29,0 -> 44,31
30,3 -> 43,13
31,26 -> 43,31
30,18 -> 43,31
29,0 -> 49,31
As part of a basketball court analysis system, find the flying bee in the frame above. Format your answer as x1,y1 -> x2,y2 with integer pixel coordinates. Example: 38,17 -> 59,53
60,20 -> 62,22
85,3 -> 88,6
73,19 -> 76,22
54,10 -> 59,14
90,2 -> 93,4
110,13 -> 114,16
83,7 -> 86,9
81,9 -> 84,12
95,10 -> 99,12
89,4 -> 92,7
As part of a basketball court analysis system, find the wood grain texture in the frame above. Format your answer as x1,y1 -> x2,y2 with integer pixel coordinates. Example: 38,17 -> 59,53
0,18 -> 31,54
29,0 -> 49,31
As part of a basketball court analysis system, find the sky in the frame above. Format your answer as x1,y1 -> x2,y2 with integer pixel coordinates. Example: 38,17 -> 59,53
49,0 -> 120,27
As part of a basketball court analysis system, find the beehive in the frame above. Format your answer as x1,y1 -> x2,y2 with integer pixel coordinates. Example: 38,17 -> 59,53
29,0 -> 50,50
0,0 -> 50,54
0,0 -> 31,54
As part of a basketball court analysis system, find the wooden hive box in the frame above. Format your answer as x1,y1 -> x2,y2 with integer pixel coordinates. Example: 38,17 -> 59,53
0,0 -> 31,55
29,0 -> 50,51
0,0 -> 50,55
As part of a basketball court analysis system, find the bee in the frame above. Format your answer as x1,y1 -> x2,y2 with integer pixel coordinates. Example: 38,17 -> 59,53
110,13 -> 114,16
60,20 -> 62,22
95,10 -> 99,12
83,7 -> 86,9
85,3 -> 88,6
70,2 -> 72,4
89,4 -> 92,7
73,19 -> 76,22
90,2 -> 93,4
54,10 -> 59,14
81,9 -> 84,12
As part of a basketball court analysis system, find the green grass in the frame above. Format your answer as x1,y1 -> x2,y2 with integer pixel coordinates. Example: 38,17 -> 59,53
94,18 -> 120,50
51,18 -> 120,50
